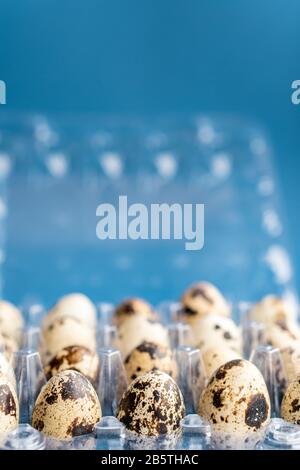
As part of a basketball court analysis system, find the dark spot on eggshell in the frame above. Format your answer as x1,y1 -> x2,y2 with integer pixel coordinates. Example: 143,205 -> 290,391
0,384 -> 17,416
212,388 -> 225,409
291,399 -> 300,413
34,420 -> 44,431
245,393 -> 269,429
67,417 -> 95,437
180,306 -> 197,316
135,342 -> 166,360
45,393 -> 58,405
59,374 -> 94,402
190,287 -> 213,304
223,331 -> 232,340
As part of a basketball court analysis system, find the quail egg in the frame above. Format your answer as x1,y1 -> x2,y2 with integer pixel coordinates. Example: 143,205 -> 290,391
0,353 -> 16,389
124,341 -> 177,382
198,359 -> 270,435
249,295 -> 297,326
191,314 -> 241,352
281,343 -> 300,383
0,333 -> 18,360
43,316 -> 96,361
113,298 -> 158,327
266,319 -> 300,349
32,370 -> 101,440
281,378 -> 300,424
117,371 -> 185,436
44,293 -> 97,329
0,300 -> 23,341
202,345 -> 241,378
45,345 -> 100,387
117,316 -> 169,359
180,282 -> 230,322
0,375 -> 19,435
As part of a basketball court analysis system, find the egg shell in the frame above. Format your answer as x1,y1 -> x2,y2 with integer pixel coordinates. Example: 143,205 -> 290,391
0,300 -> 24,341
117,371 -> 185,436
32,370 -> 101,440
191,314 -> 241,352
180,282 -> 230,322
44,293 -> 96,329
202,346 -> 241,378
249,295 -> 297,326
0,353 -> 16,389
0,375 -> 19,435
124,341 -> 177,382
198,359 -> 270,434
45,345 -> 100,387
116,316 -> 169,359
43,316 -> 96,360
281,343 -> 300,383
0,333 -> 18,360
281,378 -> 300,424
113,298 -> 158,327
266,320 -> 300,349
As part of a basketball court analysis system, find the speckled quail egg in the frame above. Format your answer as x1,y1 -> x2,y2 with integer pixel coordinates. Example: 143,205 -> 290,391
281,343 -> 300,383
281,378 -> 300,424
124,341 -> 177,382
266,319 -> 300,349
198,359 -> 270,435
0,375 -> 19,435
117,370 -> 185,436
44,293 -> 97,330
0,353 -> 16,389
45,345 -> 100,387
202,346 -> 241,378
0,333 -> 18,360
32,370 -> 101,440
113,298 -> 158,327
43,316 -> 96,361
249,295 -> 297,326
191,314 -> 241,352
117,316 -> 169,359
0,300 -> 24,341
180,282 -> 230,323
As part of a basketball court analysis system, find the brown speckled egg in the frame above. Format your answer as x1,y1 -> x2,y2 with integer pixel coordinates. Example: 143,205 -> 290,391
0,300 -> 24,341
0,353 -> 16,389
44,293 -> 97,329
0,333 -> 18,360
32,370 -> 101,440
45,345 -> 100,387
117,316 -> 169,359
249,295 -> 297,326
0,375 -> 19,435
43,316 -> 96,361
117,371 -> 185,436
198,359 -> 270,435
180,282 -> 230,322
266,320 -> 300,349
281,343 -> 300,383
124,341 -> 177,382
281,378 -> 300,424
113,298 -> 158,327
202,346 -> 241,378
191,314 -> 241,352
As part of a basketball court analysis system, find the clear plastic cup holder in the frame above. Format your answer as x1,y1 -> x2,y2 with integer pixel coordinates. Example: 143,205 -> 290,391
94,416 -> 125,438
242,320 -> 266,359
98,348 -> 128,416
97,302 -> 115,325
97,325 -> 118,350
258,418 -> 300,450
167,322 -> 193,349
250,344 -> 287,417
179,415 -> 211,450
0,424 -> 46,450
175,346 -> 206,414
12,349 -> 46,424
156,301 -> 182,324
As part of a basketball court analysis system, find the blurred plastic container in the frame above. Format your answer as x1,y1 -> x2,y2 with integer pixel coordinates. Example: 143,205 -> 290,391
0,113 -> 297,313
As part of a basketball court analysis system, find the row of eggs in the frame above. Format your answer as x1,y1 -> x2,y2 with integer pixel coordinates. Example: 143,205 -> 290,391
0,284 -> 300,445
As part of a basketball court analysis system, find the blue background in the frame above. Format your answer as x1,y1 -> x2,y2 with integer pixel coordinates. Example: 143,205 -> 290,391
0,0 -> 300,287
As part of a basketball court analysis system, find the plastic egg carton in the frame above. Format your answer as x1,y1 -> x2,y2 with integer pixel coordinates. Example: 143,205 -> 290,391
0,301 -> 299,451
0,113 -> 299,450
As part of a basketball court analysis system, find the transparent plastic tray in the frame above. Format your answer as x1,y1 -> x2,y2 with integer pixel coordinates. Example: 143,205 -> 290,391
0,113 -> 298,450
